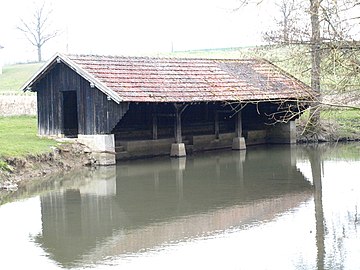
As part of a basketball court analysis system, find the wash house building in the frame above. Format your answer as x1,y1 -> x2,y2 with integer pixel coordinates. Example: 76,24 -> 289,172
21,53 -> 313,164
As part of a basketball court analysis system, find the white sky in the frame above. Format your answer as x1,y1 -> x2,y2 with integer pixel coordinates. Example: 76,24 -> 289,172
0,0 -> 276,64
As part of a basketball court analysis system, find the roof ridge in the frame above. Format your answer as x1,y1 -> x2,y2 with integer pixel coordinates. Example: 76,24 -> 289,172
65,53 -> 265,62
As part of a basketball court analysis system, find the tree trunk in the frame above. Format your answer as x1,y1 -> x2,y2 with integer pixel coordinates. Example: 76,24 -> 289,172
283,16 -> 289,43
37,45 -> 42,62
309,0 -> 322,136
283,18 -> 290,42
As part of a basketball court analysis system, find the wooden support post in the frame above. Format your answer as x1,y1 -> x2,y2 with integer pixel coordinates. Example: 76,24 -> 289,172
152,104 -> 158,140
235,110 -> 243,138
215,111 -> 219,140
175,107 -> 182,143
152,114 -> 158,140
171,103 -> 188,157
232,110 -> 246,150
173,104 -> 188,143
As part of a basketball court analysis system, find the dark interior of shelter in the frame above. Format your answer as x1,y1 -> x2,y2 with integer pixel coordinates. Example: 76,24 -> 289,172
112,102 -> 278,141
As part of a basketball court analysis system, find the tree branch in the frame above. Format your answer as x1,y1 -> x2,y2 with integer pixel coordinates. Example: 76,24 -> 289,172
16,1 -> 58,62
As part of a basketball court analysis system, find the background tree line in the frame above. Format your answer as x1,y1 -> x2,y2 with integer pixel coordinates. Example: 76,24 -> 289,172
237,0 -> 359,140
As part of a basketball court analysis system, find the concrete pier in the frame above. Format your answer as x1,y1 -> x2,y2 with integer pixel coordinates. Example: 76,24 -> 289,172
78,134 -> 116,165
170,143 -> 186,158
232,137 -> 246,150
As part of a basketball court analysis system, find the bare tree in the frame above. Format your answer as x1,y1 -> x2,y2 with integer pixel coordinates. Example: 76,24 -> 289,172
264,1 -> 359,126
237,0 -> 359,140
319,0 -> 360,88
308,0 -> 322,134
263,0 -> 309,44
278,0 -> 297,43
17,2 -> 58,62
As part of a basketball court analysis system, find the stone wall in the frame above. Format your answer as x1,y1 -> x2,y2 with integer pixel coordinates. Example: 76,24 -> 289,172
267,121 -> 296,144
0,94 -> 37,116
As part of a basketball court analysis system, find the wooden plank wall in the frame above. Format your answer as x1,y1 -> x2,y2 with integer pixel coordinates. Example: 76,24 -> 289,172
34,63 -> 129,136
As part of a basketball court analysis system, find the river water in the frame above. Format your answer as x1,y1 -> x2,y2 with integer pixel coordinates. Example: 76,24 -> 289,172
0,143 -> 359,270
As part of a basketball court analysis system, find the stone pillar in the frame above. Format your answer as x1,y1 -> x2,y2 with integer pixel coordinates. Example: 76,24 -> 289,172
171,104 -> 187,157
232,111 -> 246,150
78,134 -> 116,165
267,121 -> 296,144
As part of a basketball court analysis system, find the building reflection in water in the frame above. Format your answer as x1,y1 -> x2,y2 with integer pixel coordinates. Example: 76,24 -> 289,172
35,146 -> 314,268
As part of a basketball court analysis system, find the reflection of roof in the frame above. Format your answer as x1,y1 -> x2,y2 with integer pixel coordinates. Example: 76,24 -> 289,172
22,53 -> 314,103
84,192 -> 312,264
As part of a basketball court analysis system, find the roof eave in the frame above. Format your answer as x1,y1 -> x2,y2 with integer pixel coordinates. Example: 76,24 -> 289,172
20,52 -> 122,104
59,54 -> 122,104
20,53 -> 60,92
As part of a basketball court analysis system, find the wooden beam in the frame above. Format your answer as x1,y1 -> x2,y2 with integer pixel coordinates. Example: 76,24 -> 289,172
173,103 -> 189,144
214,110 -> 232,139
235,111 -> 243,138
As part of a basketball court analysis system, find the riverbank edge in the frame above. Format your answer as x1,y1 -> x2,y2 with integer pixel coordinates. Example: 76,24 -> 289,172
1,124 -> 359,191
0,142 -> 95,190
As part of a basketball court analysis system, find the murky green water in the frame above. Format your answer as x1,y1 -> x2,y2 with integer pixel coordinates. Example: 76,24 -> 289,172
0,143 -> 359,270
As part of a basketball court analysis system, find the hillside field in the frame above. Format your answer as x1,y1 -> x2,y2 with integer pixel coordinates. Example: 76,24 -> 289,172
0,62 -> 42,93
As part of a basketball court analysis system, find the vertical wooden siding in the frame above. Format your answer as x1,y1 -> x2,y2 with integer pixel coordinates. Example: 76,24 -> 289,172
35,63 -> 129,136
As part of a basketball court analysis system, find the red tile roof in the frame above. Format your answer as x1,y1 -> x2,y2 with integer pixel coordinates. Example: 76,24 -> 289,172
24,53 -> 314,103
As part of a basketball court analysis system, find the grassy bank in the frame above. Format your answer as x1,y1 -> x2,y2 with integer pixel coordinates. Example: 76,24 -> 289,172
0,116 -> 93,187
322,109 -> 360,139
0,63 -> 42,93
0,116 -> 57,159
297,109 -> 360,142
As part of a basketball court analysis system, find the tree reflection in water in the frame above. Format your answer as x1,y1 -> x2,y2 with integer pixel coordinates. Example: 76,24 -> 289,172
1,143 -> 353,269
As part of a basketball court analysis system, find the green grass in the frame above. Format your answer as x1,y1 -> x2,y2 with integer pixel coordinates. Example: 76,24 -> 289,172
0,63 -> 43,93
322,109 -> 360,138
300,109 -> 360,140
0,116 -> 57,158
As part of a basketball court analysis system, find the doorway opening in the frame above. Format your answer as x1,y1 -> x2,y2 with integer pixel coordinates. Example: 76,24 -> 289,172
62,91 -> 79,137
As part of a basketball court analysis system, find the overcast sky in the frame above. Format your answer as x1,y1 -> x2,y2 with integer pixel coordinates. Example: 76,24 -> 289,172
0,0 -> 276,64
